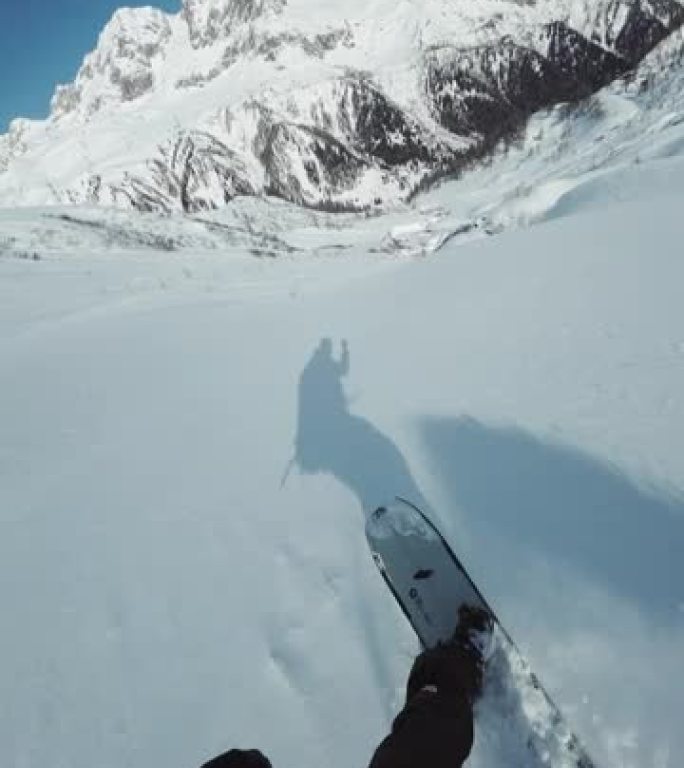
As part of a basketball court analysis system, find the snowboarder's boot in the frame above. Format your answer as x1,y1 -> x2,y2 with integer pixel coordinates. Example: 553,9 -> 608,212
453,604 -> 494,658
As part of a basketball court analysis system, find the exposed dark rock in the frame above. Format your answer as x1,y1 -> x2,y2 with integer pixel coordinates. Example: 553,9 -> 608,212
426,41 -> 575,140
221,26 -> 353,68
424,6 -> 677,148
115,131 -> 257,213
250,78 -> 461,210
334,80 -> 452,168
614,0 -> 684,62
51,7 -> 172,119
260,121 -> 372,208
182,0 -> 287,48
543,21 -> 628,92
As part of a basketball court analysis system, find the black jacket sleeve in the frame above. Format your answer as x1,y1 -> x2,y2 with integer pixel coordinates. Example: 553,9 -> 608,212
368,688 -> 473,768
367,644 -> 477,768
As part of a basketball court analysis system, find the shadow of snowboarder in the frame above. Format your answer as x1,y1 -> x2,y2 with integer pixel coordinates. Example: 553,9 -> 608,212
420,416 -> 684,626
292,338 -> 428,516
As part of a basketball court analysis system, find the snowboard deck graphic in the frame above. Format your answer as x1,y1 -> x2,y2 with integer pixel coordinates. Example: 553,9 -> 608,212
366,497 -> 596,768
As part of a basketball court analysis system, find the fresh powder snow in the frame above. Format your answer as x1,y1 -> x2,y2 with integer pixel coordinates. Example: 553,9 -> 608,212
2,186 -> 684,768
1,3 -> 684,768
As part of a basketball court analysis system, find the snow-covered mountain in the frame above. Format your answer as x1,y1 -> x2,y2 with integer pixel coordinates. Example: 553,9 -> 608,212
3,3 -> 684,768
1,0 -> 683,213
3,19 -> 684,261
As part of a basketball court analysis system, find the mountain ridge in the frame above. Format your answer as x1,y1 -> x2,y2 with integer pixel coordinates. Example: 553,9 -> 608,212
1,0 -> 683,212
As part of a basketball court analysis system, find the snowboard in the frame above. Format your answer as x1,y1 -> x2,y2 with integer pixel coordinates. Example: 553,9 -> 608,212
366,497 -> 596,768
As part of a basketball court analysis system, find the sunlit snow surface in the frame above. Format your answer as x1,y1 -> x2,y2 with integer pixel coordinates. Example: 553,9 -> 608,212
2,28 -> 684,768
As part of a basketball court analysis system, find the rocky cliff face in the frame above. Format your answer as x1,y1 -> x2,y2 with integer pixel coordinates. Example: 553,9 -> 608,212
591,0 -> 684,60
425,26 -> 628,145
1,0 -> 683,213
50,8 -> 173,120
182,0 -> 287,47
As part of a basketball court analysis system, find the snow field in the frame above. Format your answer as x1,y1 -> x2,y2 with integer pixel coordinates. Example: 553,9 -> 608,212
2,190 -> 684,768
3,4 -> 684,768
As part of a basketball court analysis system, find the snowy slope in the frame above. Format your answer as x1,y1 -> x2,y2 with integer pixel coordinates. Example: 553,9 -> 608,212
2,164 -> 684,768
2,3 -> 684,768
1,0 -> 683,212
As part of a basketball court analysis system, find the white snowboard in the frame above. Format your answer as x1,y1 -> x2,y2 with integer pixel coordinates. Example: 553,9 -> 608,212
366,497 -> 596,768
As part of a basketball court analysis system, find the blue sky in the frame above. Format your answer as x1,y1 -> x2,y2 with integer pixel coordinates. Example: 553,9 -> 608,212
0,0 -> 181,134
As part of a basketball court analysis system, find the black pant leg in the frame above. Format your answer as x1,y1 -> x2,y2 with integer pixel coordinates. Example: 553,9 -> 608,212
368,687 -> 474,768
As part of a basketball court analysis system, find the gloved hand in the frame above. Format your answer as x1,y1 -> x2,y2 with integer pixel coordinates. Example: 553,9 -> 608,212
406,642 -> 483,703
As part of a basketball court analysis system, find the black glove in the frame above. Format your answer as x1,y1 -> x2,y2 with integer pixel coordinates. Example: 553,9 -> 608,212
406,642 -> 483,703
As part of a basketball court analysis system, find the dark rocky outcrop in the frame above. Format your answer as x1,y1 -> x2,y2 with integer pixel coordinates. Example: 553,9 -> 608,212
425,29 -> 629,145
414,4 -> 683,186
260,121 -> 372,209
115,131 -> 257,213
613,0 -> 684,62
333,80 -> 453,168
426,42 -> 565,141
252,79 -> 459,210
543,21 -> 628,92
182,0 -> 287,48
